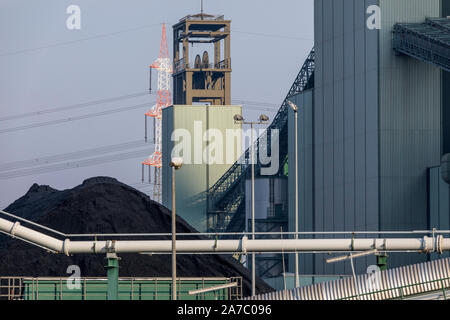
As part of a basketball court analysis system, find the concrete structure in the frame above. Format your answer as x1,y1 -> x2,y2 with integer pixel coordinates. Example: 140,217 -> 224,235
160,13 -> 241,232
288,0 -> 448,275
162,104 -> 242,232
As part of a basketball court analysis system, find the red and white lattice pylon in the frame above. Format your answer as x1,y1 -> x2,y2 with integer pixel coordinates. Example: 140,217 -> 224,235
142,23 -> 172,203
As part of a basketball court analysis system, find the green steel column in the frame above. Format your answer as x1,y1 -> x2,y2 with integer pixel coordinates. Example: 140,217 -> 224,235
376,254 -> 388,271
106,253 -> 120,300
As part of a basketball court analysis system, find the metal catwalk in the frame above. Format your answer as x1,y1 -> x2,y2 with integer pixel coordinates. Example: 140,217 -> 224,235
206,48 -> 315,234
394,18 -> 450,72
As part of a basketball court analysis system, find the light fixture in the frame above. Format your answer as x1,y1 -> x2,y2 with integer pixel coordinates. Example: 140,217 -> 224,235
233,114 -> 244,122
259,114 -> 270,122
169,157 -> 183,170
287,100 -> 298,112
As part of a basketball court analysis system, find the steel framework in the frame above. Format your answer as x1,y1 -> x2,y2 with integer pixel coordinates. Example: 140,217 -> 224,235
394,18 -> 450,72
142,24 -> 172,203
205,48 -> 315,233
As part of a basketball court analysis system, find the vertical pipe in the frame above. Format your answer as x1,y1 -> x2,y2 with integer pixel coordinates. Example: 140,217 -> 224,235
172,166 -> 177,300
294,110 -> 299,288
106,253 -> 119,300
281,227 -> 287,291
141,164 -> 144,183
149,166 -> 151,184
251,123 -> 255,297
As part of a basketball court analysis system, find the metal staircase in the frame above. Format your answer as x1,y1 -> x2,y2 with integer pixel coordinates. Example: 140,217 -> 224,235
394,18 -> 450,72
206,48 -> 315,233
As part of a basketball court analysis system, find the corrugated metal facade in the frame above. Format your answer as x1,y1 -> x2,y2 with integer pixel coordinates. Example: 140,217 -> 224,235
293,0 -> 444,275
378,0 -> 441,267
246,258 -> 450,300
428,167 -> 450,261
288,90 -> 314,275
313,0 -> 379,274
162,105 -> 242,232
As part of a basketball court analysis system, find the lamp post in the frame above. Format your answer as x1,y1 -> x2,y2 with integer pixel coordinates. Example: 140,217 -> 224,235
233,114 -> 269,297
169,157 -> 183,300
287,100 -> 299,289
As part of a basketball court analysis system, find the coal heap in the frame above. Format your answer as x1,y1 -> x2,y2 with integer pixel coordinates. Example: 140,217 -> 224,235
0,177 -> 273,296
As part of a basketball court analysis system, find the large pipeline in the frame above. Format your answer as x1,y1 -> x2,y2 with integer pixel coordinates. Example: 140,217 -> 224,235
1,215 -> 450,255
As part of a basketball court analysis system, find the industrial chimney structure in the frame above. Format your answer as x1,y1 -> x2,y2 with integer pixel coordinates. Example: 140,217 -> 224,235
172,13 -> 231,106
162,13 -> 242,233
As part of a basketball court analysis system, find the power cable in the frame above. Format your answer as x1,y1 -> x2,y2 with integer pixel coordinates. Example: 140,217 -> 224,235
0,20 -> 311,58
0,99 -> 277,134
0,139 -> 151,172
0,23 -> 162,57
0,101 -> 155,134
0,91 -> 152,122
232,30 -> 313,41
0,149 -> 152,180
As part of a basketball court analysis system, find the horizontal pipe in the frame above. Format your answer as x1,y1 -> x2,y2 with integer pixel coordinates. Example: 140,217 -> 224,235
64,230 -> 450,237
1,215 -> 450,255
0,217 -> 64,252
3,208 -> 450,238
66,238 -> 450,254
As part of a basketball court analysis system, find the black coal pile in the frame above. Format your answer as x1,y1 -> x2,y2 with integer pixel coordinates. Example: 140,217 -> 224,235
0,177 -> 273,296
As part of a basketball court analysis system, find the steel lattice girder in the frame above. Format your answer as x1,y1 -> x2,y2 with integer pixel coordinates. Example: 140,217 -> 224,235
206,48 -> 315,231
393,18 -> 450,72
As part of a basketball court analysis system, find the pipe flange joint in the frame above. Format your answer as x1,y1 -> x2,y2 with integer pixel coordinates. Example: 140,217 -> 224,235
422,236 -> 433,253
106,240 -> 116,253
9,222 -> 20,238
63,239 -> 70,256
436,235 -> 444,254
213,235 -> 218,252
241,236 -> 248,254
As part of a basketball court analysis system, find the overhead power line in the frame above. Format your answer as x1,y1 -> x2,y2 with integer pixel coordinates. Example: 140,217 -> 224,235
0,149 -> 152,180
0,91 -> 151,122
232,30 -> 313,41
0,101 -> 155,134
0,93 -> 276,125
0,20 -> 311,59
0,139 -> 151,172
0,23 -> 162,57
0,99 -> 277,134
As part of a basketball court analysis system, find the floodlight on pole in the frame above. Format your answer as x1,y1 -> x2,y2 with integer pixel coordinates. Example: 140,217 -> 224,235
231,114 -> 270,297
288,100 -> 300,288
169,157 -> 183,300
259,114 -> 270,123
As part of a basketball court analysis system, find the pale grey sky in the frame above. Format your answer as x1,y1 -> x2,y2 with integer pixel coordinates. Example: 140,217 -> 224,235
0,0 -> 314,208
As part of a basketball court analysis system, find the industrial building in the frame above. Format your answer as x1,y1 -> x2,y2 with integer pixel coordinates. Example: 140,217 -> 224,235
161,0 -> 450,288
161,13 -> 242,233
3,0 -> 450,302
286,0 -> 450,277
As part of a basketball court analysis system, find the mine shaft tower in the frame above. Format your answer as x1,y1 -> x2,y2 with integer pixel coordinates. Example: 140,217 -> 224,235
172,13 -> 231,105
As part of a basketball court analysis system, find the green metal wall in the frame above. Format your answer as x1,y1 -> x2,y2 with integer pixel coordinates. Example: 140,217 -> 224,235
21,278 -> 237,300
162,105 -> 242,232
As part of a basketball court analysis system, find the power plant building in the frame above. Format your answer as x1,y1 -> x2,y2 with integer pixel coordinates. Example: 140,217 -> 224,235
288,0 -> 450,276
